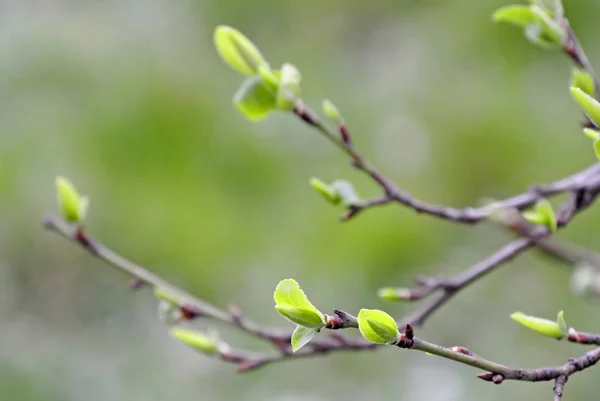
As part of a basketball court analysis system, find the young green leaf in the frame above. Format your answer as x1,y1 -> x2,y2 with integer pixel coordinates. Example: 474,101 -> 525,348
557,310 -> 568,335
357,309 -> 399,344
309,178 -> 342,205
522,211 -> 547,226
571,68 -> 596,97
273,279 -> 325,328
322,99 -> 342,121
510,311 -> 564,339
170,327 -> 219,355
213,25 -> 266,76
529,4 -> 564,44
291,325 -> 319,352
583,128 -> 600,141
535,198 -> 557,232
330,180 -> 360,206
492,5 -> 535,27
275,306 -> 327,328
523,23 -> 559,49
233,76 -> 276,122
55,176 -> 88,224
276,63 -> 302,110
571,87 -> 600,127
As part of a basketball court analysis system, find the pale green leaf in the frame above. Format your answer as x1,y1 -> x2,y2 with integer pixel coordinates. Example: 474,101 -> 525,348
570,87 -> 600,127
357,309 -> 399,344
233,76 -> 276,122
273,279 -> 325,328
524,23 -> 559,49
291,325 -> 319,352
529,4 -> 565,43
510,311 -> 564,339
154,287 -> 179,305
275,305 -> 326,328
492,5 -> 535,27
213,25 -> 266,76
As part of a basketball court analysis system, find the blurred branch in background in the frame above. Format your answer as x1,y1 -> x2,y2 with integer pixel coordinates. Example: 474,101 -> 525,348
38,0 -> 600,400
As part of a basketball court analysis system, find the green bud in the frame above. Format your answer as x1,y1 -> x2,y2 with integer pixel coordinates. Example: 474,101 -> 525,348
594,140 -> 600,160
213,25 -> 266,76
571,68 -> 596,97
276,63 -> 302,110
322,99 -> 342,121
357,309 -> 399,344
55,176 -> 88,224
523,199 -> 556,232
310,178 -> 342,205
330,180 -> 360,206
510,311 -> 564,339
583,128 -> 600,141
570,87 -> 600,127
535,198 -> 557,232
170,327 -> 219,355
273,279 -> 325,328
557,310 -> 568,335
377,287 -> 411,302
233,75 -> 276,122
290,325 -> 319,352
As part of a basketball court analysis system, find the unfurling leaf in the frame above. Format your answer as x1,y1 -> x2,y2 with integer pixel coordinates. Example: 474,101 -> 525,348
322,99 -> 342,121
233,76 -> 276,122
571,87 -> 600,127
276,63 -> 302,110
510,311 -> 564,339
273,279 -> 326,328
55,177 -> 89,224
213,25 -> 266,76
291,325 -> 319,352
571,68 -> 596,97
170,327 -> 219,355
529,5 -> 564,44
492,5 -> 535,27
330,180 -> 360,206
523,199 -> 556,232
535,198 -> 557,232
357,309 -> 399,344
583,128 -> 600,141
557,310 -> 568,335
310,178 -> 342,205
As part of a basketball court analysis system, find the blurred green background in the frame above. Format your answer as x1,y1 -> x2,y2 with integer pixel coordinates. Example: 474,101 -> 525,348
2,0 -> 600,400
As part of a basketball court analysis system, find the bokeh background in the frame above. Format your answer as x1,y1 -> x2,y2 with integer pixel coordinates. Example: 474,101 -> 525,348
2,0 -> 600,400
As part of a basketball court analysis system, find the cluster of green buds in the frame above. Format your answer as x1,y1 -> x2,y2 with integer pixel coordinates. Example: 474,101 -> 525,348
213,26 -> 302,121
492,0 -> 566,49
